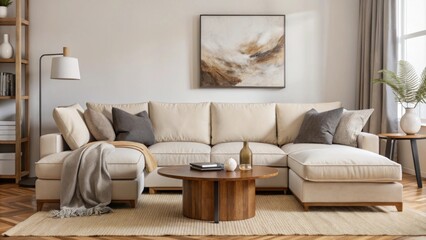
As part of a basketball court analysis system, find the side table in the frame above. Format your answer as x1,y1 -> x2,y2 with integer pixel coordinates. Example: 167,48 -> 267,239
378,133 -> 425,188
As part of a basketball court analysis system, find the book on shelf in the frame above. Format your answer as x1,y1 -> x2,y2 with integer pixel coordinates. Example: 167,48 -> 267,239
190,162 -> 224,168
0,72 -> 15,96
0,125 -> 15,130
0,135 -> 16,141
0,152 -> 16,159
0,120 -> 16,126
0,129 -> 15,134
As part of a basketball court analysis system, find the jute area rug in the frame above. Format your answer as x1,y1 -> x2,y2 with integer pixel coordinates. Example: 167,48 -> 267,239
4,194 -> 426,237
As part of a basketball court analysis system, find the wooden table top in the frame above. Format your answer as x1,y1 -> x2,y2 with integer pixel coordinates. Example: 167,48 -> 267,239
158,166 -> 278,181
378,133 -> 426,140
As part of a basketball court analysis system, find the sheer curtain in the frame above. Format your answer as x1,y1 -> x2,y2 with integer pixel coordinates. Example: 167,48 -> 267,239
357,0 -> 398,134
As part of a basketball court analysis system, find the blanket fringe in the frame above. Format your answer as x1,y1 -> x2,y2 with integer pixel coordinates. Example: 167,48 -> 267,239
50,205 -> 113,218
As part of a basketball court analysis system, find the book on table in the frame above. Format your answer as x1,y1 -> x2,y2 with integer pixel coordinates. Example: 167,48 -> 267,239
190,162 -> 224,171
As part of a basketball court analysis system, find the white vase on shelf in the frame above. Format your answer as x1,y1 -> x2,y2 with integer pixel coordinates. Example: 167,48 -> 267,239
400,108 -> 421,135
0,34 -> 13,59
0,6 -> 7,18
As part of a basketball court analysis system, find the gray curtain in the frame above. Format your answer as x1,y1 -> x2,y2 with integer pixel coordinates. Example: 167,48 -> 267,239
357,0 -> 398,134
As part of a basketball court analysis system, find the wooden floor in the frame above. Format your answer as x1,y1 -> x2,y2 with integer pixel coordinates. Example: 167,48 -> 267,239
0,174 -> 425,240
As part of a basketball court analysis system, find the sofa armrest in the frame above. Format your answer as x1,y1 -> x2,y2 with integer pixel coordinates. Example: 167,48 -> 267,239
40,133 -> 68,158
357,132 -> 379,154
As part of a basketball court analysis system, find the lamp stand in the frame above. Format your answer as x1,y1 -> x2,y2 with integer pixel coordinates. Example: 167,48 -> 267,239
20,47 -> 75,188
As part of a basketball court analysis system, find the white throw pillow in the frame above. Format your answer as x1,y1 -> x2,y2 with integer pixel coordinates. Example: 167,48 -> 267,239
53,103 -> 91,150
333,109 -> 374,147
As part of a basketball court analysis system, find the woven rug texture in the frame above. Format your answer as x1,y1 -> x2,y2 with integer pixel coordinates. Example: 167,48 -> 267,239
4,194 -> 426,236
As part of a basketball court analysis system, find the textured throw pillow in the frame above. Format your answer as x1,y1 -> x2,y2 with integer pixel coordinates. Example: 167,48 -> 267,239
86,102 -> 148,122
112,107 -> 156,146
52,103 -> 91,150
294,107 -> 344,144
333,109 -> 374,147
84,108 -> 116,141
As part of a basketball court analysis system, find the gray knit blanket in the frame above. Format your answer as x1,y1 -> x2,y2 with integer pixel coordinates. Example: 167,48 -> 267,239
51,142 -> 114,218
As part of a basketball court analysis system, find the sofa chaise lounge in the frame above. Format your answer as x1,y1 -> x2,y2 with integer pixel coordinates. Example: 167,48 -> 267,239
35,101 -> 403,211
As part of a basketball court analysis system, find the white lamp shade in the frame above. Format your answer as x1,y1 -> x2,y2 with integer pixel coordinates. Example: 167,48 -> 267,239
50,56 -> 80,80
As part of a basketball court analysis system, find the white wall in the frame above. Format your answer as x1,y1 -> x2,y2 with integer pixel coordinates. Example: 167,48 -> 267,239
21,0 -> 359,175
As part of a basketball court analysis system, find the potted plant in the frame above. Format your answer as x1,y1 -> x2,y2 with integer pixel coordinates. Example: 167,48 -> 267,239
374,60 -> 426,134
0,0 -> 12,18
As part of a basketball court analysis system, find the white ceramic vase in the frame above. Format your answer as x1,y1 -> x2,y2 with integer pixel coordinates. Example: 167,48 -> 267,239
0,6 -> 7,18
224,158 -> 237,172
400,108 -> 421,135
0,34 -> 13,59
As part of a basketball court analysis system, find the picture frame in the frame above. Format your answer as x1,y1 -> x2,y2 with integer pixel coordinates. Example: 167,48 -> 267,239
200,14 -> 286,88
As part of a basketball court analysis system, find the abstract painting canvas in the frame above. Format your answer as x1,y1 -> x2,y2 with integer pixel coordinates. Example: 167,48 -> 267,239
200,15 -> 285,88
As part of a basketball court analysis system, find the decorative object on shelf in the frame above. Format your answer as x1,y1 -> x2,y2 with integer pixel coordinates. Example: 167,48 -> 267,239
0,0 -> 12,18
200,15 -> 285,88
239,141 -> 252,170
224,157 -> 237,171
39,46 -> 80,139
374,60 -> 426,134
0,33 -> 13,59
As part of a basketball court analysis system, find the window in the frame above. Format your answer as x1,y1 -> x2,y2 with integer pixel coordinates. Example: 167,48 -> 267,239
397,0 -> 426,121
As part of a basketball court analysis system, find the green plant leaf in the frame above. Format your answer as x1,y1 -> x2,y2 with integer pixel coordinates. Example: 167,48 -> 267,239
373,60 -> 425,105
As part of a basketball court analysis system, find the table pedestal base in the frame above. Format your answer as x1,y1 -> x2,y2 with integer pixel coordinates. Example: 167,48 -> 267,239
182,179 -> 255,222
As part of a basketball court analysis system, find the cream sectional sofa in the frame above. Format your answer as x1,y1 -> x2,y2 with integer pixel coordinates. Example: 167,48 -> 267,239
35,101 -> 403,211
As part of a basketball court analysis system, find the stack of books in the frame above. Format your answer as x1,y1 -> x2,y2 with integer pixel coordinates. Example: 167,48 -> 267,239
190,162 -> 224,171
0,72 -> 16,96
0,121 -> 16,141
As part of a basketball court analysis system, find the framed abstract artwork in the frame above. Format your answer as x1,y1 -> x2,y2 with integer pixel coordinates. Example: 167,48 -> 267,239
200,15 -> 285,88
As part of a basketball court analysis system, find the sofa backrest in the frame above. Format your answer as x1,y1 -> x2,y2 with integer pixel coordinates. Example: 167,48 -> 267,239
149,102 -> 211,144
276,102 -> 342,145
211,103 -> 277,145
86,102 -> 149,122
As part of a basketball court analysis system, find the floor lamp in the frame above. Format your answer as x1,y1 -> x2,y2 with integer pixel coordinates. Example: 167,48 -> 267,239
19,47 -> 80,187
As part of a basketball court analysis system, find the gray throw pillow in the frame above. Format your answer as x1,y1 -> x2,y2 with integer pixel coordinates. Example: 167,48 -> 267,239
294,107 -> 344,144
333,109 -> 374,147
84,108 -> 116,141
112,107 -> 156,146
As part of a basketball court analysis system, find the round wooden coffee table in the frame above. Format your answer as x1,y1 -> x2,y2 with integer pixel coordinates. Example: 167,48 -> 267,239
158,166 -> 278,223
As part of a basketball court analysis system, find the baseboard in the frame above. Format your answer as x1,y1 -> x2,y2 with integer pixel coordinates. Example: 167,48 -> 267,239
402,167 -> 426,179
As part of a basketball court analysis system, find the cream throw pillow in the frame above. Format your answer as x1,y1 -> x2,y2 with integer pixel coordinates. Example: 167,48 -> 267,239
53,103 -> 91,150
333,109 -> 374,147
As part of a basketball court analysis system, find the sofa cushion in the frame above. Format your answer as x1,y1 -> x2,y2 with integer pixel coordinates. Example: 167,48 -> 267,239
211,142 -> 287,166
287,144 -> 401,182
35,148 -> 145,180
149,142 -> 211,166
84,108 -> 116,141
294,108 -> 343,144
52,103 -> 91,150
211,103 -> 277,145
333,109 -> 374,147
86,102 -> 148,122
282,143 -> 342,154
276,102 -> 342,146
112,108 -> 156,146
149,102 -> 210,144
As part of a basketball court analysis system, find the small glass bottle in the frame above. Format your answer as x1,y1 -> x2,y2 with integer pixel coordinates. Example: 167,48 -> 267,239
239,141 -> 252,170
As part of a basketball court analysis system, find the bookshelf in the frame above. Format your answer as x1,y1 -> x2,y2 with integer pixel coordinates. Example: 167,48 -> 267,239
0,0 -> 30,183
